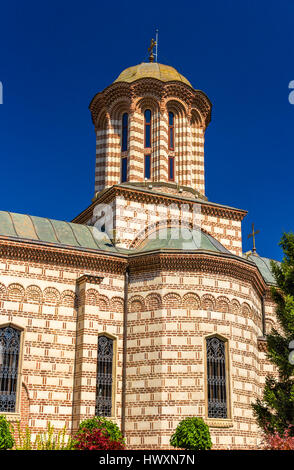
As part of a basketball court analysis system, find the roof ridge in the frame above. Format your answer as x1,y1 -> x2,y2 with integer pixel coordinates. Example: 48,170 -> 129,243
6,212 -> 18,238
27,214 -> 41,240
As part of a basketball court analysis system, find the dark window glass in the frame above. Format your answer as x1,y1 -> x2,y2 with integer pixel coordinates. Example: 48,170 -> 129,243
121,157 -> 128,183
121,113 -> 128,152
168,112 -> 174,150
144,155 -> 151,179
145,109 -> 151,123
206,337 -> 228,419
144,109 -> 151,148
168,156 -> 175,181
96,335 -> 113,417
0,326 -> 21,413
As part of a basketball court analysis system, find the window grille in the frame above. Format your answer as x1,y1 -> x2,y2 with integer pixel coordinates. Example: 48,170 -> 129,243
95,335 -> 113,417
0,326 -> 21,413
206,336 -> 228,419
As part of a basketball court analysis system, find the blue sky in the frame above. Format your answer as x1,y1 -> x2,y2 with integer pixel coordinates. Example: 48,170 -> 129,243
0,0 -> 293,261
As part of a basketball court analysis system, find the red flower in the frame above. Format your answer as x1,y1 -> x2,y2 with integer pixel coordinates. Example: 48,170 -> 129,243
74,427 -> 125,451
262,424 -> 294,450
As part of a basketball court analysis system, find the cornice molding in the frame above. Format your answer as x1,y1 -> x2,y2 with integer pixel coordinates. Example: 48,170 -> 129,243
0,238 -> 267,295
128,251 -> 266,296
72,185 -> 247,225
257,336 -> 268,352
0,239 -> 127,274
76,275 -> 104,285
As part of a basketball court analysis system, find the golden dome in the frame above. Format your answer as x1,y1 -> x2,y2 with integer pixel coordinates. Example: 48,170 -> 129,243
114,62 -> 192,87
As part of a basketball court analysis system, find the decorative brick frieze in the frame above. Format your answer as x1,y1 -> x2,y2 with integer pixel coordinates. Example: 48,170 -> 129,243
0,239 -> 127,274
76,275 -> 104,286
257,337 -> 268,352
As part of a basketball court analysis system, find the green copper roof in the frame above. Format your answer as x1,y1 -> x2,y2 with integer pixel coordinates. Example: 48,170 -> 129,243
132,227 -> 231,254
0,211 -> 117,253
246,253 -> 279,285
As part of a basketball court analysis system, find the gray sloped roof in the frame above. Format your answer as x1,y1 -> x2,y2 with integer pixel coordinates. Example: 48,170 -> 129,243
131,227 -> 231,254
246,253 -> 279,285
0,211 -> 280,286
0,212 -> 231,257
0,211 -> 117,253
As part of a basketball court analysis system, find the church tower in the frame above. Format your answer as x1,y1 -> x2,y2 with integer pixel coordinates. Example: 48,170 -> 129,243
89,61 -> 211,198
74,55 -> 246,256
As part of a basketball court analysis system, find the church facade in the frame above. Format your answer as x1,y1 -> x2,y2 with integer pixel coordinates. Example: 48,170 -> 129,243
0,58 -> 278,449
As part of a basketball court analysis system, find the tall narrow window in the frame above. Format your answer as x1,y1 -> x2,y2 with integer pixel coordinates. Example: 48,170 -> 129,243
121,113 -> 128,152
0,326 -> 21,413
206,336 -> 228,419
144,155 -> 151,180
168,156 -> 175,181
121,157 -> 128,183
168,112 -> 174,150
96,335 -> 114,417
144,109 -> 151,148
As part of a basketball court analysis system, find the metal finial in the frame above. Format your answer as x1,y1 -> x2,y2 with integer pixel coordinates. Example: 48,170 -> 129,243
148,38 -> 157,62
248,223 -> 260,254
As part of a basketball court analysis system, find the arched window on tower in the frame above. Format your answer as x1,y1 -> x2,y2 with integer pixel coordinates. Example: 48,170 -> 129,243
144,109 -> 152,148
144,155 -> 151,180
96,335 -> 114,417
168,156 -> 175,181
121,113 -> 128,152
121,157 -> 128,183
0,326 -> 21,413
206,336 -> 228,419
168,112 -> 174,150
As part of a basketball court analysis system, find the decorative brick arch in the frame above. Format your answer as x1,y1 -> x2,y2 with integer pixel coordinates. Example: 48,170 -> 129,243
134,96 -> 161,114
145,293 -> 162,310
266,318 -> 275,334
163,292 -> 182,308
95,108 -> 109,131
61,290 -> 77,308
201,294 -> 215,311
85,288 -> 99,306
43,287 -> 60,306
182,292 -> 200,309
216,296 -> 230,313
190,107 -> 205,127
230,299 -> 241,315
110,296 -> 124,313
0,283 -> 6,299
26,285 -> 42,304
129,220 -> 210,250
108,98 -> 131,120
99,295 -> 110,311
128,219 -> 174,250
8,283 -> 25,302
241,302 -> 252,319
128,295 -> 146,313
166,98 -> 188,118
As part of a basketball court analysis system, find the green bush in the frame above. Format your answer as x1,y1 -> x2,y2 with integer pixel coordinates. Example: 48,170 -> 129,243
0,415 -> 15,450
78,417 -> 125,445
170,417 -> 212,450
